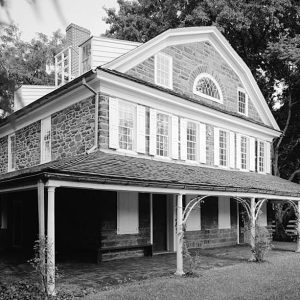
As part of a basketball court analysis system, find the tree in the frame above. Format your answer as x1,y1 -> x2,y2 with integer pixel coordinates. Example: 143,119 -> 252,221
0,24 -> 65,116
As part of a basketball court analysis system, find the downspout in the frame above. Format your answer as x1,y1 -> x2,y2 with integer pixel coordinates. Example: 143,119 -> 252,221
82,77 -> 99,154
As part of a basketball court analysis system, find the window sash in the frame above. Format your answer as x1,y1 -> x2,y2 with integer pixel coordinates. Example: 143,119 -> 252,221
155,53 -> 172,89
258,141 -> 265,172
156,113 -> 169,157
186,121 -> 197,161
240,136 -> 248,169
219,130 -> 228,166
118,102 -> 135,151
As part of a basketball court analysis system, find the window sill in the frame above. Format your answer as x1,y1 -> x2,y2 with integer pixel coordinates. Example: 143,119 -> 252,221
116,149 -> 137,156
154,155 -> 172,161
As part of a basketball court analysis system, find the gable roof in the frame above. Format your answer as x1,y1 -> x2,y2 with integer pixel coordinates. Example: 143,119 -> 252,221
1,151 -> 300,199
104,26 -> 279,131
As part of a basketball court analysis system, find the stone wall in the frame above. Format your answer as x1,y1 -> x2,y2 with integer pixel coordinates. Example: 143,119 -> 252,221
51,96 -> 95,160
127,41 -> 262,123
0,136 -> 8,174
185,227 -> 237,249
15,121 -> 41,169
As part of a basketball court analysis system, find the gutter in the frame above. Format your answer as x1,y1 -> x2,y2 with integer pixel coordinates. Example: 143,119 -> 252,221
82,77 -> 99,153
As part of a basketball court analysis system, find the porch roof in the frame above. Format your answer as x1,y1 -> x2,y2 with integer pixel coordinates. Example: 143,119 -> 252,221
0,151 -> 300,198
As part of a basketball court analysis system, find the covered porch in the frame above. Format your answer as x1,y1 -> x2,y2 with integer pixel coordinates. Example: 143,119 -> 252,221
1,151 -> 300,295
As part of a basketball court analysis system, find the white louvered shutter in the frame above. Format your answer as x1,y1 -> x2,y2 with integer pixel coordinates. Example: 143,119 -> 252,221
171,116 -> 179,159
265,142 -> 271,174
149,109 -> 157,155
236,133 -> 241,169
7,135 -> 12,171
180,119 -> 187,160
249,137 -> 256,171
214,128 -> 219,166
229,132 -> 235,168
199,123 -> 206,164
136,105 -> 146,154
41,117 -> 51,163
109,98 -> 119,149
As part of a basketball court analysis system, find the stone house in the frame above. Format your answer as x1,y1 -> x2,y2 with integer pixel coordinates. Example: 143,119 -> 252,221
1,24 -> 300,275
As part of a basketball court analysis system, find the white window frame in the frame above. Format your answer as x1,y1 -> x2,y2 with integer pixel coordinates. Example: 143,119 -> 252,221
218,129 -> 229,168
155,111 -> 171,159
8,134 -> 16,172
117,191 -> 139,235
237,87 -> 248,116
186,120 -> 198,162
193,73 -> 223,104
154,52 -> 173,89
240,135 -> 249,171
117,100 -> 137,153
257,140 -> 266,174
41,116 -> 52,164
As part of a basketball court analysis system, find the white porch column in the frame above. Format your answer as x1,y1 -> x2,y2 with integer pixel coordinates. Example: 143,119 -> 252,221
296,201 -> 300,253
47,186 -> 56,296
249,197 -> 256,261
175,193 -> 184,276
38,181 -> 45,240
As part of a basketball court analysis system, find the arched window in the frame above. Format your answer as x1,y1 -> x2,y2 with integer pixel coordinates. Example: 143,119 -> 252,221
193,73 -> 223,103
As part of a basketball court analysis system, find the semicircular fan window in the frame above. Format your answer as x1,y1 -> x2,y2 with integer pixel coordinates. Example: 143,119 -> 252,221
193,74 -> 223,103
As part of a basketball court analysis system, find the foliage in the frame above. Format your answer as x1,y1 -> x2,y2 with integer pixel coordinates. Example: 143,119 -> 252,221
182,239 -> 201,276
0,24 -> 65,117
28,238 -> 58,298
252,225 -> 273,262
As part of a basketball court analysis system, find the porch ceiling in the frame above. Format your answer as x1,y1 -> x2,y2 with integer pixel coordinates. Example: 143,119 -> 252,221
0,151 -> 300,198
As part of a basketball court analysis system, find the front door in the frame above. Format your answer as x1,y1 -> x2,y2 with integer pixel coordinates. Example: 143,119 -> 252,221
153,194 -> 167,252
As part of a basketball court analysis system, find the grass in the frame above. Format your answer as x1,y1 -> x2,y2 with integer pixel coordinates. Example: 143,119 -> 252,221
86,252 -> 300,300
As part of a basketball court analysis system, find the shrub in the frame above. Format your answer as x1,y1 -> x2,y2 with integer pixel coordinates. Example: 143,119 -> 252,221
182,239 -> 201,276
252,225 -> 273,262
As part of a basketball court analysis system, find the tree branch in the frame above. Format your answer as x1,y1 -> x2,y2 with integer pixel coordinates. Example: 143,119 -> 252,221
288,169 -> 300,182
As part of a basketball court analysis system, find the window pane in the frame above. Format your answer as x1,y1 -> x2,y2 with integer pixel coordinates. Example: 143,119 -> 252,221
219,130 -> 227,166
156,113 -> 169,156
156,53 -> 171,88
119,103 -> 135,150
258,142 -> 265,172
238,91 -> 246,114
187,122 -> 197,161
195,77 -> 220,100
241,136 -> 248,169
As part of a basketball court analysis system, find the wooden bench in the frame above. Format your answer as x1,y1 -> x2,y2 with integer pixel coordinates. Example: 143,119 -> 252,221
97,244 -> 153,263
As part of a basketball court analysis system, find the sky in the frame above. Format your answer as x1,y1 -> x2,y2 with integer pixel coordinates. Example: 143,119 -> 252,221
0,0 -> 118,40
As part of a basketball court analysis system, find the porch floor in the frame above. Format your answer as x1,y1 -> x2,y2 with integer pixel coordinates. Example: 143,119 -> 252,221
0,242 -> 297,292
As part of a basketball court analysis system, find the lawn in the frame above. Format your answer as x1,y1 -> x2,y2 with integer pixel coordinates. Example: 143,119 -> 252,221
87,252 -> 300,300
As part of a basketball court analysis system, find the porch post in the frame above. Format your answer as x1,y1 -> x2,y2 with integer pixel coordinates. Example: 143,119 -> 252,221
249,197 -> 256,261
47,186 -> 56,296
37,180 -> 45,240
175,193 -> 184,276
296,201 -> 300,253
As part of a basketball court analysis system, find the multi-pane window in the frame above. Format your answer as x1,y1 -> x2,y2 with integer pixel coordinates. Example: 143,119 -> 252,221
156,113 -> 169,157
193,73 -> 223,103
81,42 -> 91,74
155,53 -> 172,89
238,89 -> 247,115
241,136 -> 248,169
8,134 -> 16,171
118,102 -> 135,150
41,117 -> 51,163
187,122 -> 197,161
219,130 -> 228,166
258,141 -> 265,172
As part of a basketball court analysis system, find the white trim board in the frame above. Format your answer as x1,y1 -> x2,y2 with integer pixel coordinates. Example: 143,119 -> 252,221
45,180 -> 300,201
104,27 -> 279,131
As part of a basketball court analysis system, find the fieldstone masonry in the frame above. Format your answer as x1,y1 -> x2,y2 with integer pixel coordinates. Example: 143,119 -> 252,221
15,121 -> 41,169
127,41 -> 262,123
0,136 -> 8,174
51,96 -> 95,160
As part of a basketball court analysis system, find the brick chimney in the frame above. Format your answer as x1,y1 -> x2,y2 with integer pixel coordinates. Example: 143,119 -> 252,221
66,23 -> 91,77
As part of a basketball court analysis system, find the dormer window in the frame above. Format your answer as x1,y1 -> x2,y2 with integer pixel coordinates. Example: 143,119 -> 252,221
238,88 -> 248,116
193,73 -> 223,103
154,53 -> 173,89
